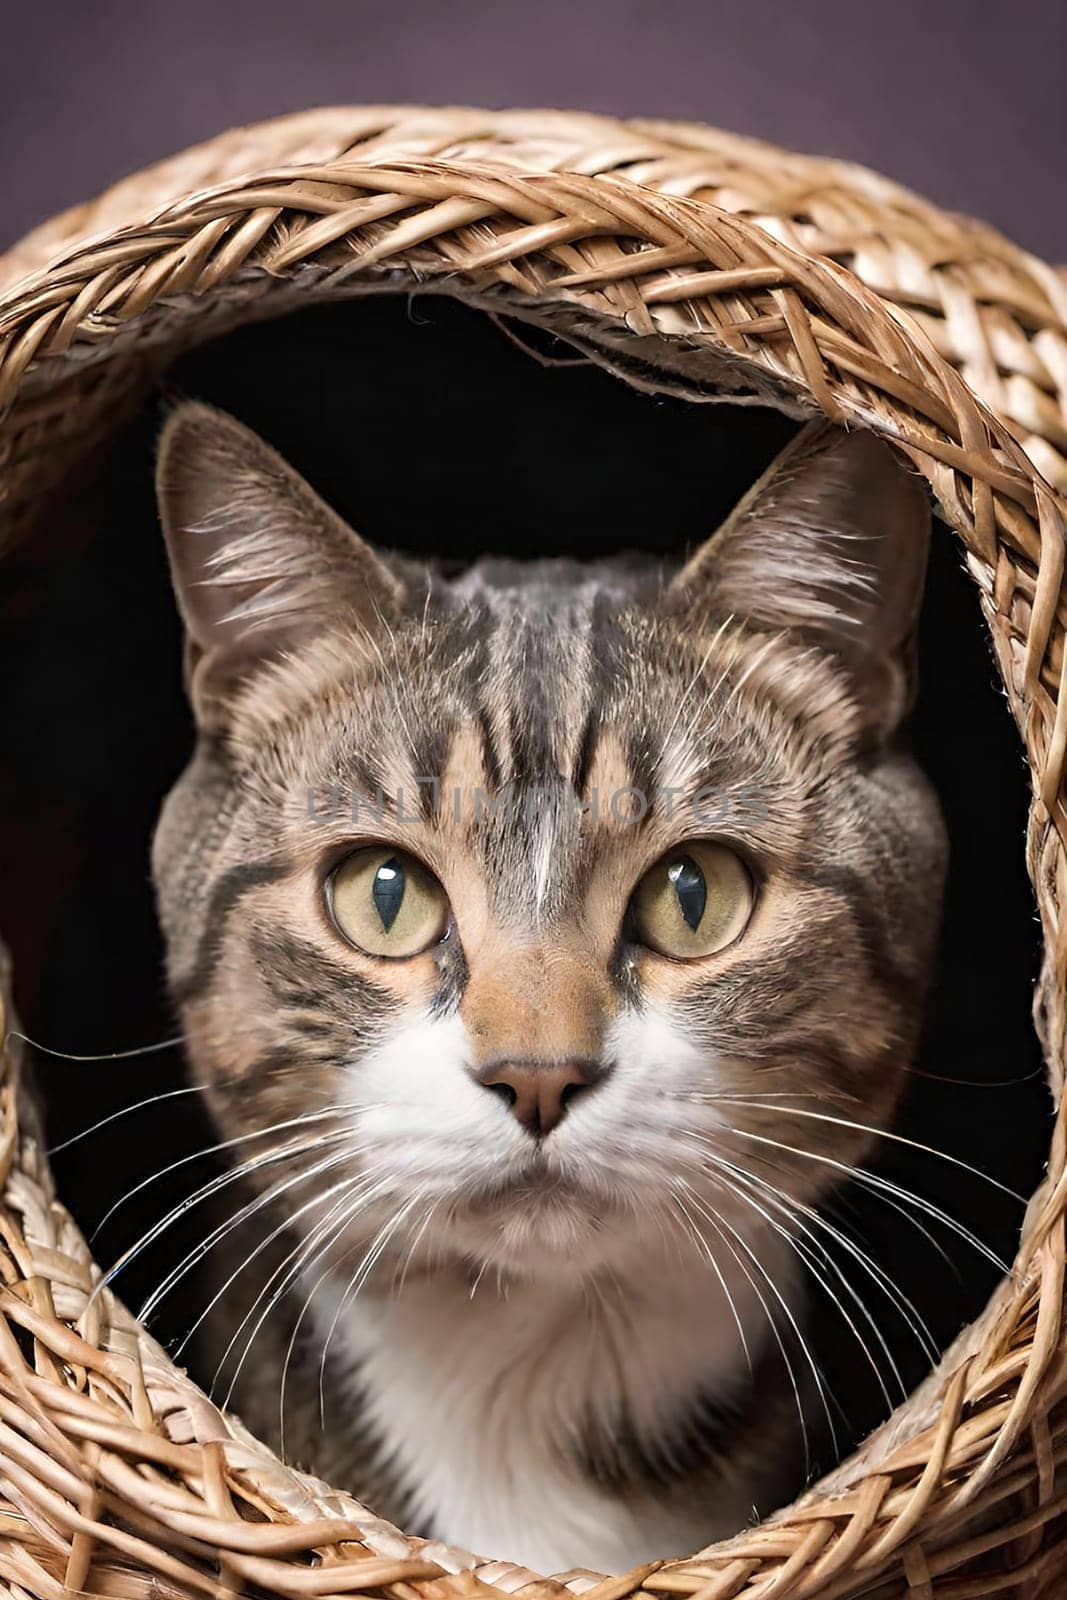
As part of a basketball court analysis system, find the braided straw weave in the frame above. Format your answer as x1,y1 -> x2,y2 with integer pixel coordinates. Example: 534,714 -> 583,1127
1,105 -> 1066,1598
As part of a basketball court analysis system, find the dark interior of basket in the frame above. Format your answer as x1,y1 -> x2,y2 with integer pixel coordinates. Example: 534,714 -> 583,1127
0,293 -> 1052,1480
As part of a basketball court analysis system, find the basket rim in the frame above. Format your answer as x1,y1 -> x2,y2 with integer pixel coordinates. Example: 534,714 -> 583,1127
1,104 -> 1066,1600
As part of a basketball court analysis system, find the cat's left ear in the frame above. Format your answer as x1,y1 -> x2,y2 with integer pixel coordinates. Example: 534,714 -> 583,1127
156,401 -> 408,728
668,422 -> 931,736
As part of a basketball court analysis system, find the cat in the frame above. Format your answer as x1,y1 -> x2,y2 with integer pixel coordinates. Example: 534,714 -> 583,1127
150,400 -> 946,1575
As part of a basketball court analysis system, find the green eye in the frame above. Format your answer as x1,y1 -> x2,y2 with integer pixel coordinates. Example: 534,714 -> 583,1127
630,842 -> 753,959
328,848 -> 450,958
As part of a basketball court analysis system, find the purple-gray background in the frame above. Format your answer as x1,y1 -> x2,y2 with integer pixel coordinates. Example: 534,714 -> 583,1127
2,0 -> 1065,260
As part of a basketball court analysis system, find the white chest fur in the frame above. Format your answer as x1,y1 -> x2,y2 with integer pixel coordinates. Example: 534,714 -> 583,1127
310,1237 -> 791,1576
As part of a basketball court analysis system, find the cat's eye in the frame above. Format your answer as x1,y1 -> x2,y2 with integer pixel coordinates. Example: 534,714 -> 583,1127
327,847 -> 450,958
630,842 -> 754,959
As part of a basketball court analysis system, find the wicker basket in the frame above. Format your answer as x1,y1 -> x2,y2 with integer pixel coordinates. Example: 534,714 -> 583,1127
1,105 -> 1066,1600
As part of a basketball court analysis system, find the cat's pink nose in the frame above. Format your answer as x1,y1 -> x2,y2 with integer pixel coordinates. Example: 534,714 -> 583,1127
476,1058 -> 601,1138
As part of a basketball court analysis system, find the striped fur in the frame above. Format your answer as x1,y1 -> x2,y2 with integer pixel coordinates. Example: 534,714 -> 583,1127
151,406 -> 945,1573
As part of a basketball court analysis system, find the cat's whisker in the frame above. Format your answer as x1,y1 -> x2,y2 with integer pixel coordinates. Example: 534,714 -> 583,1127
694,1177 -> 844,1472
111,1101 -> 393,1312
280,1224 -> 370,1453
825,1170 -> 960,1278
694,1126 -> 959,1286
684,1087 -> 860,1107
97,1138 -> 325,1304
468,1255 -> 492,1304
115,1129 -> 361,1310
9,1029 -> 186,1064
209,1174 -> 376,1389
331,1190 -> 426,1334
730,1128 -> 1011,1274
734,1133 -> 959,1275
666,1189 -> 754,1375
221,1166 -> 398,1414
740,1161 -> 942,1366
275,1184 -> 435,1433
849,1167 -> 1010,1274
175,1161 -> 381,1362
52,1083 -> 202,1156
94,1104 -> 350,1237
641,1183 -> 687,1269
396,1195 -> 442,1293
157,1139 -> 393,1329
677,1174 -> 839,1463
224,1170 -> 404,1420
687,1140 -> 911,1403
706,1098 -> 1025,1200
273,1179 -> 403,1447
137,1136 -> 362,1319
47,1057 -> 333,1156
903,1062 -> 1046,1089
684,1131 -> 942,1363
317,1187 -> 430,1405
693,1151 -> 900,1403
669,1179 -> 818,1477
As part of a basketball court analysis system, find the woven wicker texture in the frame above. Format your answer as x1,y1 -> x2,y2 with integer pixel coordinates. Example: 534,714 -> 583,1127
0,105 -> 1065,1599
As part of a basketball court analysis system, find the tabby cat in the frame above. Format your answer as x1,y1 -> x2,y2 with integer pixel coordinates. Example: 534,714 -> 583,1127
151,401 -> 946,1574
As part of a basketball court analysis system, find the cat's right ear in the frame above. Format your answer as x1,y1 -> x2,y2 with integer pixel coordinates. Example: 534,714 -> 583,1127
156,402 -> 407,728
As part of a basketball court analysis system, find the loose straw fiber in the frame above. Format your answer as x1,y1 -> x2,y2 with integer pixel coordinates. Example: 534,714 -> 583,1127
1,106 -> 1066,1599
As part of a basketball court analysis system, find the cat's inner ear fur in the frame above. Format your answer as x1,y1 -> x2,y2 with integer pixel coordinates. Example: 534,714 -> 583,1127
156,401 -> 408,724
669,421 -> 931,736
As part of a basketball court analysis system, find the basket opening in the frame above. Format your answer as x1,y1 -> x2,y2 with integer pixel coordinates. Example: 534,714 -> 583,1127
0,292 -> 1050,1483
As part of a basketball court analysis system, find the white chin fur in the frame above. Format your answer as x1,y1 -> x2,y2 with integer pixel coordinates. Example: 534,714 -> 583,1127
313,1004 -> 798,1572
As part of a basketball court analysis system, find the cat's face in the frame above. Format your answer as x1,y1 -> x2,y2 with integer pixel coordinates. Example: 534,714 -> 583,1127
153,404 -> 946,1285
